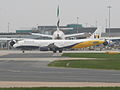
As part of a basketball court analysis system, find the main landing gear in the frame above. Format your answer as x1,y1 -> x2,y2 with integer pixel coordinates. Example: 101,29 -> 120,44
53,50 -> 57,53
53,49 -> 63,53
22,50 -> 25,53
59,49 -> 62,53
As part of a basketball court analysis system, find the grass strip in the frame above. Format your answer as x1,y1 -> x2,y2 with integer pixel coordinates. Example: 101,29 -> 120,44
0,87 -> 120,90
48,59 -> 120,70
62,53 -> 120,58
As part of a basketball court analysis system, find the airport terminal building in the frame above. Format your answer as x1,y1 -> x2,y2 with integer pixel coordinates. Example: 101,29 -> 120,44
37,24 -> 96,35
102,28 -> 120,37
16,24 -> 97,39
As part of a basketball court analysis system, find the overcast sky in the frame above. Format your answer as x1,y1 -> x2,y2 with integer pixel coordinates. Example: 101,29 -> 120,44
0,0 -> 119,32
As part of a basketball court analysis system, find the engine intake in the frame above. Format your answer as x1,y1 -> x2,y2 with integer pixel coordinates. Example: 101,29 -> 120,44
9,40 -> 16,47
103,40 -> 108,46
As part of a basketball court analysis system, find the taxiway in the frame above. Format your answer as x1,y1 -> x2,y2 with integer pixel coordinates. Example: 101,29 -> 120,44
0,50 -> 120,83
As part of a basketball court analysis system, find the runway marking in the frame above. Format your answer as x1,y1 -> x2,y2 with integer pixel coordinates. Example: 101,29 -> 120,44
0,82 -> 120,87
0,69 -> 21,73
52,53 -> 62,56
0,57 -> 90,61
111,74 -> 120,75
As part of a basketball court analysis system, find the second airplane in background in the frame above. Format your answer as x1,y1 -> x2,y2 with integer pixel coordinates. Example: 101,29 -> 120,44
32,6 -> 85,40
31,29 -> 85,40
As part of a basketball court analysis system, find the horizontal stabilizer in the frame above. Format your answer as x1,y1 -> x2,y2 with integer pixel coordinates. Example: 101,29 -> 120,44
31,33 -> 53,38
65,33 -> 85,38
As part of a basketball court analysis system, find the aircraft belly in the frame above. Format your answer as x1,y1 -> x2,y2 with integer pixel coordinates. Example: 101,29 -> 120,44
16,45 -> 39,50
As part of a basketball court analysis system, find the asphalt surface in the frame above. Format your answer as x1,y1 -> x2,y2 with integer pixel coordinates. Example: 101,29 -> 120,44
0,51 -> 120,83
0,52 -> 61,58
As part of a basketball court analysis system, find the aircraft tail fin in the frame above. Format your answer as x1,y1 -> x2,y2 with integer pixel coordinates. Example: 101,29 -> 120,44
57,5 -> 60,31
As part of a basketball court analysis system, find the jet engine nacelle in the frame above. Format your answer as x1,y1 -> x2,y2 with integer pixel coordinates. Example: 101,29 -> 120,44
40,47 -> 49,51
53,30 -> 65,40
107,40 -> 116,47
103,40 -> 108,46
9,40 -> 16,47
103,39 -> 115,46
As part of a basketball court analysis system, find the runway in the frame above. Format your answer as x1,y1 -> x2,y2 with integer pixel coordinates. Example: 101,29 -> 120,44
0,60 -> 120,82
0,50 -> 120,83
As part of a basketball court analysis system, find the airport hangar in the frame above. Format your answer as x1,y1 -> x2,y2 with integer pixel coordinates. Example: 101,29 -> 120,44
0,23 -> 120,49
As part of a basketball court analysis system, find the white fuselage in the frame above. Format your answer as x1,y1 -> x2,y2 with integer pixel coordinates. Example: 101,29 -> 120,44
13,39 -> 105,50
52,29 -> 65,40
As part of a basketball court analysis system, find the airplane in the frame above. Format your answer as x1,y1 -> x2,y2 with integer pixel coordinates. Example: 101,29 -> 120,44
9,38 -> 108,53
31,6 -> 86,40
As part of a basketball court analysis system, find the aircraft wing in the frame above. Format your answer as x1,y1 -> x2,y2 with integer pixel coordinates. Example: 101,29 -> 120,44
65,33 -> 85,38
0,38 -> 26,41
31,33 -> 53,38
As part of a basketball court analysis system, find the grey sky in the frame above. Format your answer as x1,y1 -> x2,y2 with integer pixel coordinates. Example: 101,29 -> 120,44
0,0 -> 119,32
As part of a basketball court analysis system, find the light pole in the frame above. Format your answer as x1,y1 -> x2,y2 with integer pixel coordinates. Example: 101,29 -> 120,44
77,17 -> 79,33
96,20 -> 98,27
105,18 -> 107,28
8,22 -> 10,33
107,6 -> 112,37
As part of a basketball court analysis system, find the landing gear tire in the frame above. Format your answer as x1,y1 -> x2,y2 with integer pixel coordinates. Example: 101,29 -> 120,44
53,50 -> 57,53
59,50 -> 62,53
22,50 -> 25,53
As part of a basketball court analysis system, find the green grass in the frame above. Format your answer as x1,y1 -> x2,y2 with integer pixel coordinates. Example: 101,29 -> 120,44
62,53 -> 120,58
0,87 -> 120,90
48,59 -> 120,70
48,53 -> 120,70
